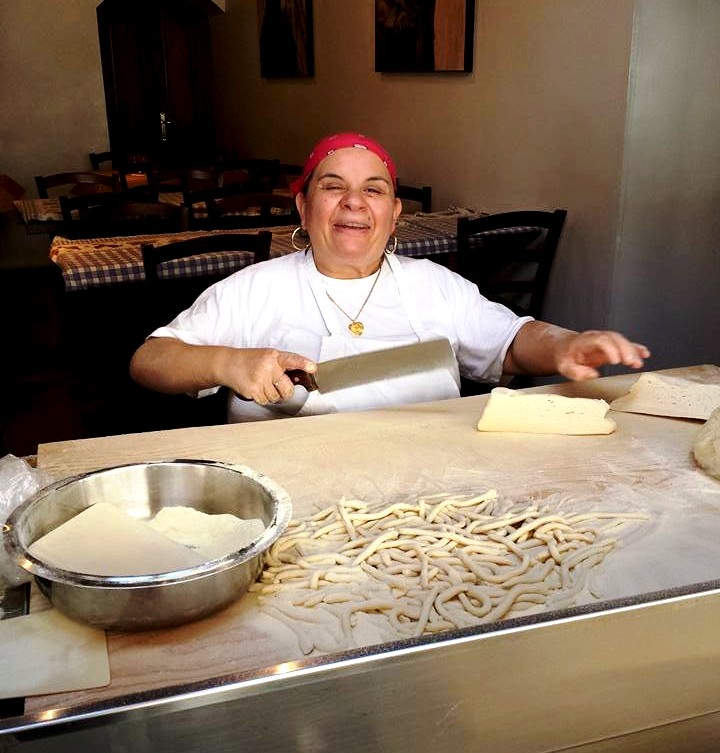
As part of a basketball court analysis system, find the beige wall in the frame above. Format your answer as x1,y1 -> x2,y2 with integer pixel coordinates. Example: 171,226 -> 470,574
0,0 -> 107,266
211,0 -> 635,332
0,0 -> 108,192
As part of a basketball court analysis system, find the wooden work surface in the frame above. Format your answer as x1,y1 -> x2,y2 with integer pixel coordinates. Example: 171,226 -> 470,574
26,365 -> 720,716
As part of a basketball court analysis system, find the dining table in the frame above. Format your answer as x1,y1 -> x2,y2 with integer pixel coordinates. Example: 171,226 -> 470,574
13,174 -> 150,234
48,208 -> 478,292
2,365 -> 720,751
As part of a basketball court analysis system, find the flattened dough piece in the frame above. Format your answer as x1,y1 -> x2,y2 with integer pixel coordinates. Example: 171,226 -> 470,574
693,406 -> 720,480
476,388 -> 616,435
28,502 -> 207,576
610,373 -> 720,420
0,609 -> 109,698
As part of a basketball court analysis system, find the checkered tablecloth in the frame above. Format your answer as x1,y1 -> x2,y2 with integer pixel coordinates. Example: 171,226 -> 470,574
49,209 -> 480,292
14,198 -> 62,223
14,193 -> 287,228
160,190 -> 294,219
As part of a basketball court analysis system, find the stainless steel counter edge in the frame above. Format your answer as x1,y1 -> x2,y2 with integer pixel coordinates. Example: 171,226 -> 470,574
4,578 -> 720,740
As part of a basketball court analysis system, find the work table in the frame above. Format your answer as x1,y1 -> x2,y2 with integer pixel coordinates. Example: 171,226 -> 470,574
3,365 -> 720,752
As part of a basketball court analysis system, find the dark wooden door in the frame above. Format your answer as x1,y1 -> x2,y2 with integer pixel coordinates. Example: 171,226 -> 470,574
97,0 -> 215,171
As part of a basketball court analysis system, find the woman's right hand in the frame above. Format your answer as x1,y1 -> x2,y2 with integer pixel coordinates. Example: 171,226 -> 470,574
218,347 -> 317,405
130,338 -> 316,405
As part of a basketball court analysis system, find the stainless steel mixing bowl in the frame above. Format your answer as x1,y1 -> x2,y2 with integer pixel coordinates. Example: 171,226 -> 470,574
3,459 -> 292,630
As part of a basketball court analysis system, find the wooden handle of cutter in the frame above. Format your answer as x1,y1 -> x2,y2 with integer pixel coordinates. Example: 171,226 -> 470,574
235,370 -> 319,400
285,369 -> 319,392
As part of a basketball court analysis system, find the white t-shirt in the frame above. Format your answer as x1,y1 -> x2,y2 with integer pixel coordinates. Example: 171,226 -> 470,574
150,251 -> 530,386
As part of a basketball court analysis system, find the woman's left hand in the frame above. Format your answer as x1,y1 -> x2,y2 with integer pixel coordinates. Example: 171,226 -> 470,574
555,330 -> 651,381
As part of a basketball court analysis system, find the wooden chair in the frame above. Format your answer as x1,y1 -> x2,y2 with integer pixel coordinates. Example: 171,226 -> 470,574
145,166 -> 219,193
89,151 -> 113,171
206,192 -> 299,229
457,209 -> 567,394
186,168 -> 219,191
35,171 -> 117,198
141,230 -> 271,323
142,230 -> 271,298
59,189 -> 182,238
146,168 -> 186,192
457,209 -> 567,319
136,230 -> 272,430
215,155 -> 282,190
87,200 -> 183,238
397,184 -> 432,213
182,182 -> 295,230
181,182 -> 257,230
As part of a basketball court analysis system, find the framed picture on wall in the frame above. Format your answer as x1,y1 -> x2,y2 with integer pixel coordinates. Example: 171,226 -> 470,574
375,0 -> 475,73
258,0 -> 314,78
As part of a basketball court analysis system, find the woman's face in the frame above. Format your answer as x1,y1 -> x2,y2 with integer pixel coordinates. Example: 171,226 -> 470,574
296,147 -> 402,277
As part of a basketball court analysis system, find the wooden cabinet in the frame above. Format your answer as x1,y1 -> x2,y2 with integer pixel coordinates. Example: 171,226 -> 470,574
97,0 -> 217,171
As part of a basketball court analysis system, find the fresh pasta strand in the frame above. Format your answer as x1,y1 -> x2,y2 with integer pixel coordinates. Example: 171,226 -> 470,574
256,490 -> 649,655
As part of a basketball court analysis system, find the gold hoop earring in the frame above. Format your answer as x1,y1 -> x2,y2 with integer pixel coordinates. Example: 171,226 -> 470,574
385,235 -> 398,254
291,226 -> 311,252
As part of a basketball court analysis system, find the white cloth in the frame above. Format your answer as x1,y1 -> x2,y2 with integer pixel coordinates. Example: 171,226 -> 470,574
149,251 -> 531,421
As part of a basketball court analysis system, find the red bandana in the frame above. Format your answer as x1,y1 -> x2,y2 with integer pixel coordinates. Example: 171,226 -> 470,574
290,132 -> 398,195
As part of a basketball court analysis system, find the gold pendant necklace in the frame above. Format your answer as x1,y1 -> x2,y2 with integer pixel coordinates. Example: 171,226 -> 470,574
325,257 -> 384,336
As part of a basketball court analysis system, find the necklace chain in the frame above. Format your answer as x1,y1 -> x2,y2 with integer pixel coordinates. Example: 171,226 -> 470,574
325,257 -> 384,336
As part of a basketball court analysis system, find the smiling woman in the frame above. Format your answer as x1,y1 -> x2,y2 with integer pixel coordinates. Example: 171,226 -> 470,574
292,133 -> 402,279
129,131 -> 650,426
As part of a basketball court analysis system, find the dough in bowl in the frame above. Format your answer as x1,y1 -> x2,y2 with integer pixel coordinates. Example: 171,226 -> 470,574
693,406 -> 720,481
28,502 -> 206,576
148,506 -> 265,560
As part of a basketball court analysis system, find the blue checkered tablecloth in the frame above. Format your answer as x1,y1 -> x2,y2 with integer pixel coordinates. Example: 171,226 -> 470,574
49,209 -> 482,292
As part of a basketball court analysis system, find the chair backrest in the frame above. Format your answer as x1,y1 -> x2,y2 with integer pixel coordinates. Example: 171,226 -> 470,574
89,201 -> 183,238
181,181 -> 260,230
456,209 -> 567,320
397,184 -> 432,213
35,171 -> 118,198
59,188 -> 181,238
207,192 -> 299,229
186,168 -> 219,192
89,151 -> 113,171
141,230 -> 272,326
146,168 -> 186,192
216,156 -> 282,190
144,167 -> 220,194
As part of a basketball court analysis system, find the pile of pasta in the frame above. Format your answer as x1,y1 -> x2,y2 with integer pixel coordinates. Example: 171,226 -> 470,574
251,489 -> 648,655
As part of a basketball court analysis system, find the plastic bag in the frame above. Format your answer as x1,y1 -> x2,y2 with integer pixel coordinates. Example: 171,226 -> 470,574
0,454 -> 54,586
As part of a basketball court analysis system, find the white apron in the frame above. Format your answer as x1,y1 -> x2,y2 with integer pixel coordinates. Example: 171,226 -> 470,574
227,252 -> 460,422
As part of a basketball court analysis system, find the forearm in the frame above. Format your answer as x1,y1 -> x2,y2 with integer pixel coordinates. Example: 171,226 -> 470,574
130,337 -> 318,404
503,321 -> 576,376
129,337 -> 233,394
503,321 -> 650,381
